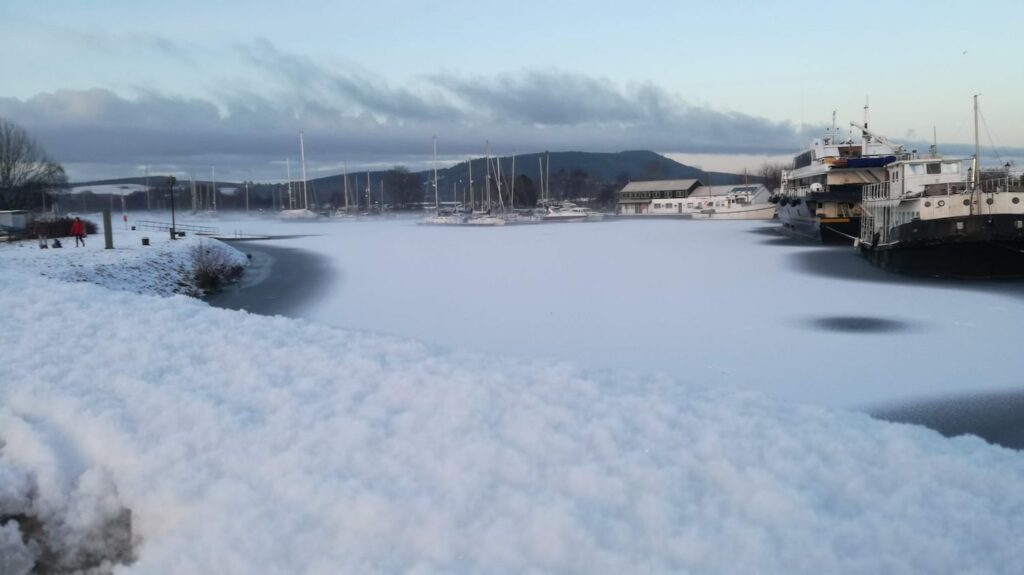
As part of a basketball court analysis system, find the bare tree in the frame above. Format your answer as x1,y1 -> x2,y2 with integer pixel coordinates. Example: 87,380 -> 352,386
0,118 -> 67,210
756,161 -> 791,193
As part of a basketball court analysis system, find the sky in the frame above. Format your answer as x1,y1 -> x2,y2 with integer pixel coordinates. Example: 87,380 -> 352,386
2,0 -> 1023,182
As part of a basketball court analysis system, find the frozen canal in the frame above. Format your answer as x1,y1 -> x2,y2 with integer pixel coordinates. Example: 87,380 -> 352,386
201,215 -> 1024,410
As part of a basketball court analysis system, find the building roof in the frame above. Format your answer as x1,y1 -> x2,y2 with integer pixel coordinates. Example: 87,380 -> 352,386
688,184 -> 768,197
620,179 -> 702,193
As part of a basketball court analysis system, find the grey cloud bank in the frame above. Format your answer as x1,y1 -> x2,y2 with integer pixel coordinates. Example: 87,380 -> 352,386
2,39 -> 1017,182
0,40 -> 815,181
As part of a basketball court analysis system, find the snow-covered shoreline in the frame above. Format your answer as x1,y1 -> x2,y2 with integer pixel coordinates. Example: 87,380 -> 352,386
2,255 -> 1024,573
0,223 -> 247,298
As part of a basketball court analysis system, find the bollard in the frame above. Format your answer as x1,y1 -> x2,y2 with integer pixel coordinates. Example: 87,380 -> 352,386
103,208 -> 114,249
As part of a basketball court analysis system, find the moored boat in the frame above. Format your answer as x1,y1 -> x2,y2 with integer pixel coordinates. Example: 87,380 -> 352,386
858,96 -> 1024,278
776,111 -> 902,243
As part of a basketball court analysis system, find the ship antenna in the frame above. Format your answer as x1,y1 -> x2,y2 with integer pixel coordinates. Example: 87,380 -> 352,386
862,97 -> 870,142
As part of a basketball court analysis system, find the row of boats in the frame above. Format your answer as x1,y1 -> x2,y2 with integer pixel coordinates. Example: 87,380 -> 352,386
421,138 -> 604,226
774,96 -> 1024,278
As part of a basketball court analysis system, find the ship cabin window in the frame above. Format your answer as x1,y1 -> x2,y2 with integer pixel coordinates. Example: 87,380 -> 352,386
942,162 -> 961,174
908,164 -> 925,175
926,163 -> 941,175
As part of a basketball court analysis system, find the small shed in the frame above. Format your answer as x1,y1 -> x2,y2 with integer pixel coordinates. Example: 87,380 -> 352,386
0,210 -> 33,231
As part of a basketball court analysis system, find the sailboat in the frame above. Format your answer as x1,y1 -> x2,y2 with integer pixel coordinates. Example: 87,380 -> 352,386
334,163 -> 357,219
280,132 -> 319,219
423,137 -> 469,225
464,142 -> 505,225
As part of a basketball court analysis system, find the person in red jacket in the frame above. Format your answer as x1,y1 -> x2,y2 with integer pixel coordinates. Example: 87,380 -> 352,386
70,217 -> 86,247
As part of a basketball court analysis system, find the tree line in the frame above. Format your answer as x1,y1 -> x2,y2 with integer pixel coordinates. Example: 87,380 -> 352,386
0,119 -> 66,211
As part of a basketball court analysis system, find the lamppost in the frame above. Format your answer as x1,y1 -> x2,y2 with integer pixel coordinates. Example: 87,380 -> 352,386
245,169 -> 252,213
168,176 -> 177,239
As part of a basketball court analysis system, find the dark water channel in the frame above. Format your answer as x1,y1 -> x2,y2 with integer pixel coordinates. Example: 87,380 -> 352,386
206,241 -> 334,317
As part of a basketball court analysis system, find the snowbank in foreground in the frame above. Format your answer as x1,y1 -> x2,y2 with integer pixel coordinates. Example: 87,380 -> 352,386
1,270 -> 1023,574
0,225 -> 245,297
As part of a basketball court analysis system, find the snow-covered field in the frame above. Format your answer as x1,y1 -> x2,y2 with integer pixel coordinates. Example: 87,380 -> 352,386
199,214 -> 1024,409
3,212 -> 1024,574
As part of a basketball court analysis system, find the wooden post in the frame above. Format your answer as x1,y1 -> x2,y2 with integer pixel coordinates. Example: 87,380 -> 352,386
103,208 -> 113,249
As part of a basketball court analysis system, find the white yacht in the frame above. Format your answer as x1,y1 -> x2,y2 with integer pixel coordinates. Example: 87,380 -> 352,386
540,201 -> 605,222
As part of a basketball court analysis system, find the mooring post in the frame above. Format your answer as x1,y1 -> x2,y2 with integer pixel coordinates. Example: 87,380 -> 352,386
103,207 -> 114,249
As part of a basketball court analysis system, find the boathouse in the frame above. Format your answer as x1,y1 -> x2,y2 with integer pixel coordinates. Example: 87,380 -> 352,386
617,179 -> 702,215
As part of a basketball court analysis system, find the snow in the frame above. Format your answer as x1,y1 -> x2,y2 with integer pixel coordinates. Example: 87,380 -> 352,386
1,267 -> 1024,574
0,215 -> 246,297
195,215 -> 1024,409
4,212 -> 1024,573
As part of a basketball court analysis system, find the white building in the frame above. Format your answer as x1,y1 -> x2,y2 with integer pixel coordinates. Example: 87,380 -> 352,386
649,184 -> 770,215
0,210 -> 33,233
617,179 -> 702,215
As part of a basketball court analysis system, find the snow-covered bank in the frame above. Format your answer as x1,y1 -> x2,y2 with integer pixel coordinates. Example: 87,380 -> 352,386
2,270 -> 1024,574
0,222 -> 246,297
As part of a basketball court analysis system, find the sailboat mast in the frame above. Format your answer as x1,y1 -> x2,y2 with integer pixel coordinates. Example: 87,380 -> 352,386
973,94 -> 981,189
299,132 -> 310,209
343,163 -> 349,211
380,179 -> 384,213
538,157 -> 544,202
510,152 -> 516,210
495,155 -> 504,212
286,158 -> 294,209
485,142 -> 491,210
211,167 -> 217,211
366,172 -> 371,211
468,157 -> 474,212
545,151 -> 550,201
433,136 -> 439,212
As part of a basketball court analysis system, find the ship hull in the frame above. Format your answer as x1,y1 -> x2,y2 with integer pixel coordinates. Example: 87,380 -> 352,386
691,205 -> 777,220
860,214 -> 1024,278
777,202 -> 860,244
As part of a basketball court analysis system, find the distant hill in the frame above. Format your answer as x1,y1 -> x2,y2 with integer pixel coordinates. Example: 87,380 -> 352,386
307,150 -> 745,191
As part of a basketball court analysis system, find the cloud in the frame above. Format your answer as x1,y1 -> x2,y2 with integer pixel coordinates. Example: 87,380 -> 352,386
0,39 -> 823,180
